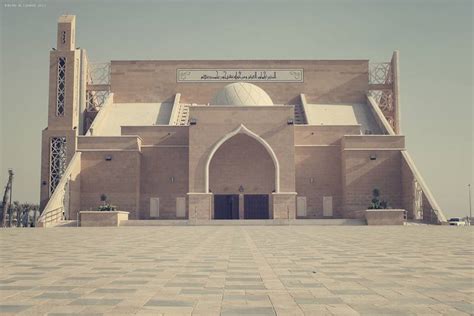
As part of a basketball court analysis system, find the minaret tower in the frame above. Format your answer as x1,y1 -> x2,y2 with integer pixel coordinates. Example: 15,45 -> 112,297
40,15 -> 88,210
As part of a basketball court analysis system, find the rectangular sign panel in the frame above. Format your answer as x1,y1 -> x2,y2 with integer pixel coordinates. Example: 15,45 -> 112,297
177,69 -> 304,83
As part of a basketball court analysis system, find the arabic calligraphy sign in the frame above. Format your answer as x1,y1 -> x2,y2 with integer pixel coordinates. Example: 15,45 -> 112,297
177,69 -> 304,83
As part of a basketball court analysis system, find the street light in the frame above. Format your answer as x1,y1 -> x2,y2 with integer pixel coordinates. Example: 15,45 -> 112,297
468,184 -> 472,224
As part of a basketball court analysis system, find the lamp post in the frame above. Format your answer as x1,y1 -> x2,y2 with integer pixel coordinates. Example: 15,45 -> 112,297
468,184 -> 472,225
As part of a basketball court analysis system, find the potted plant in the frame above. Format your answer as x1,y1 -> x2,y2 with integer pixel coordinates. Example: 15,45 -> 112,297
365,188 -> 405,225
368,188 -> 389,209
97,194 -> 117,212
79,194 -> 128,227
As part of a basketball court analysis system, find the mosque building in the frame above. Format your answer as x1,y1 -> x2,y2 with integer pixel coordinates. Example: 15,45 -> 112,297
38,15 -> 446,225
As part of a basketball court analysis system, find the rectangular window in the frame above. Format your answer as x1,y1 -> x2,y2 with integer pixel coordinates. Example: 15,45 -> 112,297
49,137 -> 67,196
56,57 -> 66,116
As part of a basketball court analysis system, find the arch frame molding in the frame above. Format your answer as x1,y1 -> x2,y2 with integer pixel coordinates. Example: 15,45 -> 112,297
204,124 -> 280,194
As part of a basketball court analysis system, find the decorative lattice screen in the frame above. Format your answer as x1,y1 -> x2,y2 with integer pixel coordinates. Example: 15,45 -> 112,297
49,137 -> 67,196
56,57 -> 66,116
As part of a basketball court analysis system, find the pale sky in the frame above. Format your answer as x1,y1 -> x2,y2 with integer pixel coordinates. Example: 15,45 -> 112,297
0,0 -> 472,218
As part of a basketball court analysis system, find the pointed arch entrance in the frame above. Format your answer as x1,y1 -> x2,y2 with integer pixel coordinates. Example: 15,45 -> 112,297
205,124 -> 280,194
205,124 -> 280,219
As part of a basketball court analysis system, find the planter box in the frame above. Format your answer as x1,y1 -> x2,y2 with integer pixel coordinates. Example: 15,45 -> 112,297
365,209 -> 405,225
79,211 -> 129,227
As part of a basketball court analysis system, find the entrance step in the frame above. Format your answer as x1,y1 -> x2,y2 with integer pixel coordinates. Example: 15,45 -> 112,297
122,219 -> 366,226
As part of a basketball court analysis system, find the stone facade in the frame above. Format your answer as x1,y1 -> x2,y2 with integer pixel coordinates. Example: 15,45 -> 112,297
39,15 -> 447,224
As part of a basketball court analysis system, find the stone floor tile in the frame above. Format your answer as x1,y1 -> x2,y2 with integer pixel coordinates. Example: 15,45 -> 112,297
0,226 -> 472,315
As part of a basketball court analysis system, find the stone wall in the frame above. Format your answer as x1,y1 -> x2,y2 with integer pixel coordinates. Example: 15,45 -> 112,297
79,151 -> 141,219
341,135 -> 405,219
110,60 -> 369,105
295,146 -> 342,218
188,106 -> 295,194
209,134 -> 275,195
139,146 -> 188,219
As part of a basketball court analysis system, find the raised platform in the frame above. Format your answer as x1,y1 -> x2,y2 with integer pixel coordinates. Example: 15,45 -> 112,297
121,219 -> 366,226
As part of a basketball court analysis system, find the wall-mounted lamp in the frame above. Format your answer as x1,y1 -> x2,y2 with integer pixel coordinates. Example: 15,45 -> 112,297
310,177 -> 314,184
189,118 -> 197,125
169,176 -> 175,183
238,185 -> 244,193
287,119 -> 294,125
369,154 -> 377,161
105,155 -> 113,161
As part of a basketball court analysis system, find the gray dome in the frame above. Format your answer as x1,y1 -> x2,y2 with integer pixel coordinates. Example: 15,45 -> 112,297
210,82 -> 273,106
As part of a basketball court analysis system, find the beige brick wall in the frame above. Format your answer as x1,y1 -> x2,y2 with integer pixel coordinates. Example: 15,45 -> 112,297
110,60 -> 368,105
209,134 -> 275,194
342,150 -> 403,218
342,135 -> 405,149
48,50 -> 82,131
122,126 -> 189,146
79,151 -> 141,219
294,125 -> 360,145
401,156 -> 416,219
188,193 -> 212,220
139,147 -> 188,219
272,193 -> 296,219
188,106 -> 295,194
295,146 -> 343,218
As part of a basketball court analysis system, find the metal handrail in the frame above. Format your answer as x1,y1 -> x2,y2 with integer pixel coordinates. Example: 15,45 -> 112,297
37,152 -> 81,227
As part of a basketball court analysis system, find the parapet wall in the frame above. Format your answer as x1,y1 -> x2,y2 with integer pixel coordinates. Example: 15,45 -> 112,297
110,60 -> 369,105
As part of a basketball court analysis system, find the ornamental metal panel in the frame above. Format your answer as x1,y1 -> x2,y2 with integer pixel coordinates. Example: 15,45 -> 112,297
56,57 -> 66,116
49,137 -> 67,196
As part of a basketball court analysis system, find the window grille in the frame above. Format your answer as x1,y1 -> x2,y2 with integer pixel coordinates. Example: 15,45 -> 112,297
56,57 -> 66,116
49,137 -> 67,196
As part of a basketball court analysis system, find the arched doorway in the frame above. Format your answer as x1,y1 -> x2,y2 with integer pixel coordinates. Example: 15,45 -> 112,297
208,127 -> 277,219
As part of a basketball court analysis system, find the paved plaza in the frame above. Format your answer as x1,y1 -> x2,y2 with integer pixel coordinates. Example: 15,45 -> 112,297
0,226 -> 473,315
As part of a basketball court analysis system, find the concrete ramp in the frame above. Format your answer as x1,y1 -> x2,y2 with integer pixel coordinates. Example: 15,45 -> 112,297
99,102 -> 173,135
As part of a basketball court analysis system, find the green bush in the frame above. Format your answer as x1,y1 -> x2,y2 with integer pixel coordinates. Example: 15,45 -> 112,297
97,204 -> 117,212
368,188 -> 389,209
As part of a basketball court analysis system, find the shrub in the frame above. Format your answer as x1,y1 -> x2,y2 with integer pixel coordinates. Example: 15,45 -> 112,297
368,188 -> 389,209
97,204 -> 117,212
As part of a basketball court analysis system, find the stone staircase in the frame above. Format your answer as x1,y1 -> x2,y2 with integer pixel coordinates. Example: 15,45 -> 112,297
176,103 -> 190,125
293,102 -> 307,124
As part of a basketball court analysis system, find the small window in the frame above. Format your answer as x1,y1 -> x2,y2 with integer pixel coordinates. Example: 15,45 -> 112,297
61,31 -> 66,44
